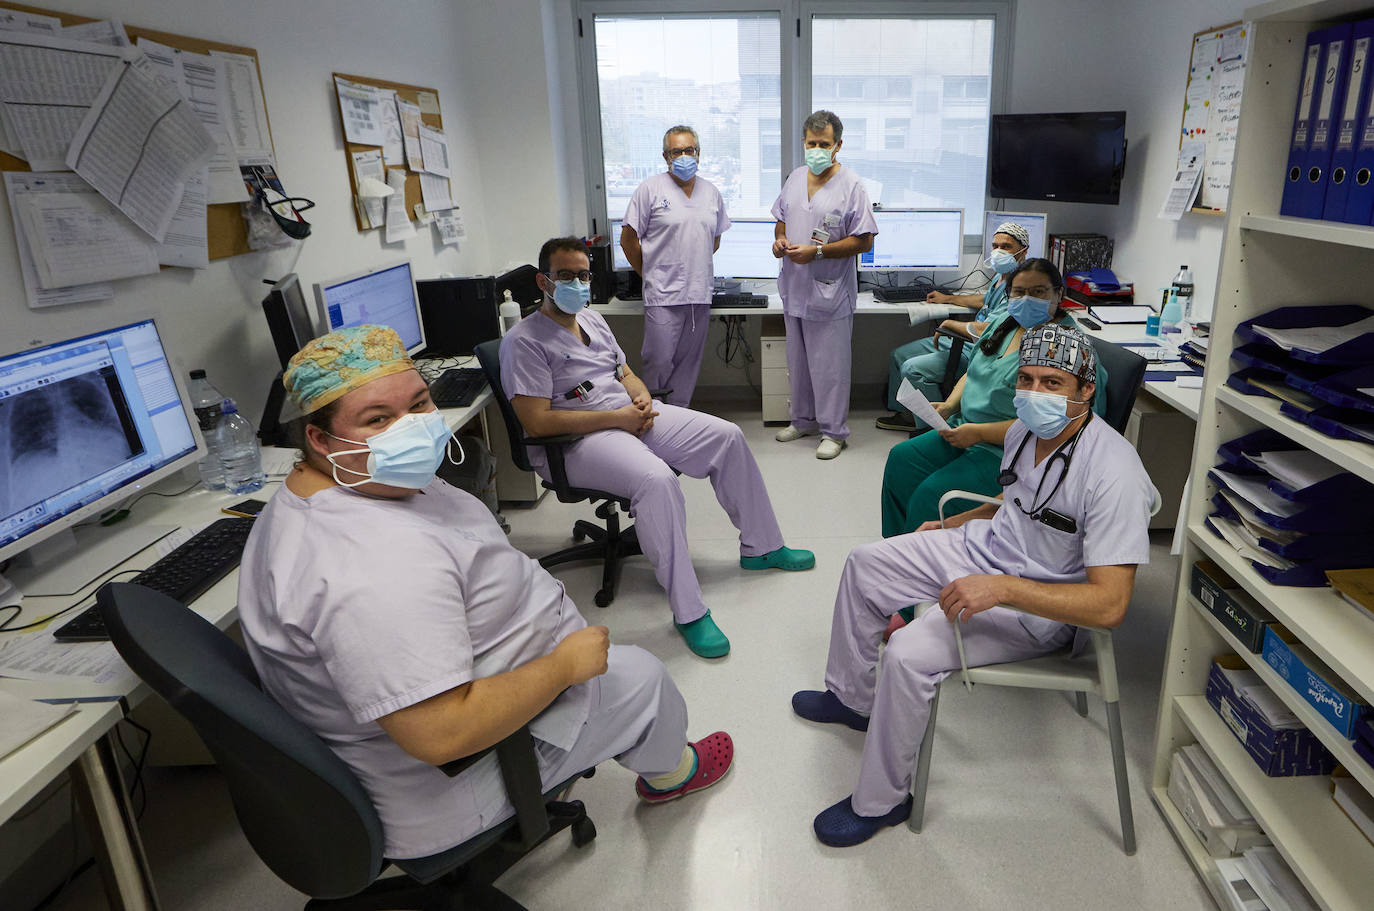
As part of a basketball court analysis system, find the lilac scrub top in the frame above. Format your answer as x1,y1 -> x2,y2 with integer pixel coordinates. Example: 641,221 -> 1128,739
770,164 -> 878,321
237,480 -> 591,859
962,417 -> 1154,639
623,172 -> 730,307
498,308 -> 632,470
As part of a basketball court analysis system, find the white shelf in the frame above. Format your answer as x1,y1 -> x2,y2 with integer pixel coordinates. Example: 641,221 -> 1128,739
1215,386 -> 1374,486
1150,785 -> 1231,910
1189,523 -> 1374,707
1247,0 -> 1374,24
1176,696 -> 1374,911
1189,595 -> 1374,798
1238,214 -> 1374,249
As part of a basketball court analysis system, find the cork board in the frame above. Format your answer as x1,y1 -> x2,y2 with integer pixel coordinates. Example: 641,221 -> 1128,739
0,1 -> 276,260
332,72 -> 443,232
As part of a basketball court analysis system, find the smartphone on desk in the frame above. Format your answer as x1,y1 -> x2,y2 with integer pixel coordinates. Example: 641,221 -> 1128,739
222,498 -> 267,518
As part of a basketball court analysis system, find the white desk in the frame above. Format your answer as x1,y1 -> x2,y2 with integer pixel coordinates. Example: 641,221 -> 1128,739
595,290 -> 916,318
1079,321 -> 1203,421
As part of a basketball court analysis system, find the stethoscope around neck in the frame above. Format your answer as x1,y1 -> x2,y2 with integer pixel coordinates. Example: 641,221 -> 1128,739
997,417 -> 1089,518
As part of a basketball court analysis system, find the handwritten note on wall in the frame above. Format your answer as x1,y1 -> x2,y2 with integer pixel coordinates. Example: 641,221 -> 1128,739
1178,22 -> 1250,214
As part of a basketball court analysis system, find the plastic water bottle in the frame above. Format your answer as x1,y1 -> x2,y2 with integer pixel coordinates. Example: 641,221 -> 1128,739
187,369 -> 226,489
1172,265 -> 1194,325
215,399 -> 264,494
499,289 -> 521,335
1160,289 -> 1183,334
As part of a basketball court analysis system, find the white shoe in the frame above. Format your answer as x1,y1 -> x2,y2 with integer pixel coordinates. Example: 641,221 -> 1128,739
775,425 -> 812,443
816,437 -> 847,460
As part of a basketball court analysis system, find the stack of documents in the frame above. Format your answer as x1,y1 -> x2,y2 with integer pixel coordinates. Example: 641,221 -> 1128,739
1243,450 -> 1343,491
1168,745 -> 1267,859
0,691 -> 76,761
1237,846 -> 1319,911
1252,315 -> 1374,355
1215,667 -> 1303,729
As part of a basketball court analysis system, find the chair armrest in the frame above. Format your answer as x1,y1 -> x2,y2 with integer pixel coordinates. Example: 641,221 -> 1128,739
936,489 -> 1001,525
648,387 -> 672,399
524,433 -> 585,494
437,725 -> 550,850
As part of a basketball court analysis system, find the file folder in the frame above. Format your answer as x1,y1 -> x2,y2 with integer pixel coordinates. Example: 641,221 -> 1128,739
1323,21 -> 1374,221
1280,31 -> 1327,216
1298,24 -> 1353,219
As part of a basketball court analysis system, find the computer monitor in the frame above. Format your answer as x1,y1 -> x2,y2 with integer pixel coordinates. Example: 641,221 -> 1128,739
860,209 -> 964,271
983,210 -> 1048,259
0,319 -> 203,596
714,219 -> 779,280
313,261 -> 426,356
262,274 -> 317,370
610,219 -> 632,271
415,276 -> 500,357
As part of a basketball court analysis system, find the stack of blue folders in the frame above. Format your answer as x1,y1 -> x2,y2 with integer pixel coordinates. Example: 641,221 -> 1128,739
1227,304 -> 1374,443
1206,429 -> 1374,586
1280,19 -> 1374,224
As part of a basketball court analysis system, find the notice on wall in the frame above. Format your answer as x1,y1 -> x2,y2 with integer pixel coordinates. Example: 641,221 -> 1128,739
1172,21 -> 1250,215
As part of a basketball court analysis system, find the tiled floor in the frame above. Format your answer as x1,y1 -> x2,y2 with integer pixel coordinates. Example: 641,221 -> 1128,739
46,404 -> 1211,911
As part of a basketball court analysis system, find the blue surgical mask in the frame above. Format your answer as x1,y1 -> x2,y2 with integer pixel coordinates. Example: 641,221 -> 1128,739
670,155 -> 698,181
326,410 -> 461,489
1008,294 -> 1053,328
1014,389 -> 1089,439
986,249 -> 1018,274
551,278 -> 590,314
804,147 -> 833,175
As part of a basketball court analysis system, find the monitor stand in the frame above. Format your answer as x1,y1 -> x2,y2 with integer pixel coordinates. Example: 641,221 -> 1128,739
1,522 -> 176,599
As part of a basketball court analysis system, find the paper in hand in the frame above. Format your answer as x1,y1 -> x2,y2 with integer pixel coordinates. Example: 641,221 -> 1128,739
895,379 -> 950,431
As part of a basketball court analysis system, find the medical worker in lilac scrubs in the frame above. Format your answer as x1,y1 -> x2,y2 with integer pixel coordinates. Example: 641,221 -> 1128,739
771,110 -> 878,460
500,237 -> 815,659
620,125 -> 730,407
791,324 -> 1154,847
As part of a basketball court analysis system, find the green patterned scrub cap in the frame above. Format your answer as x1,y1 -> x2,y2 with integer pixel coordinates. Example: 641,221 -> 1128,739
1019,323 -> 1097,381
283,325 -> 416,414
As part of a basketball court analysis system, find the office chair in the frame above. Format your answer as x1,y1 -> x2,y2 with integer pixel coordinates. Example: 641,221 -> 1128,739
476,339 -> 660,608
97,582 -> 596,910
905,485 -> 1162,856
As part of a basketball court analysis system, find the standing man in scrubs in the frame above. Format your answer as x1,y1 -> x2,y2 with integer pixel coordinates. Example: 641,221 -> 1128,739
621,126 -> 730,407
791,324 -> 1154,847
771,110 -> 878,460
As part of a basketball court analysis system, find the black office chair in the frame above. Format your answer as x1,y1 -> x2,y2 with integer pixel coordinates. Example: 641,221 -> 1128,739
476,338 -> 650,608
97,582 -> 595,911
1083,335 -> 1147,434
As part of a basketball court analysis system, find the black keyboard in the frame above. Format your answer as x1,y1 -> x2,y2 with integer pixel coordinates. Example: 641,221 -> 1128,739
429,367 -> 487,408
52,517 -> 256,642
872,286 -> 933,303
710,293 -> 769,309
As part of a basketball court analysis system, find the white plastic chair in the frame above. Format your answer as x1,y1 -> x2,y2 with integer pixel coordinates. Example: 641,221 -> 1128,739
905,486 -> 1160,856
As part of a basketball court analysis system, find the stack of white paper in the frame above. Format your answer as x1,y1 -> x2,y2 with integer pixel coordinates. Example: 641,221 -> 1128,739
1252,315 -> 1374,354
1211,468 -> 1303,518
1240,846 -> 1319,911
1245,449 -> 1342,492
1209,514 -> 1296,570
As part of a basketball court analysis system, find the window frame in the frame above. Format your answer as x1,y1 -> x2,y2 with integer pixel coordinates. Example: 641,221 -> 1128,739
573,0 -> 1014,251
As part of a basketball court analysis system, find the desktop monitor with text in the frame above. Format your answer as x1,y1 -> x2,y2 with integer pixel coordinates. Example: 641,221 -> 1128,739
713,219 -> 779,280
0,320 -> 202,587
983,210 -> 1048,259
313,261 -> 426,356
860,209 -> 964,270
610,219 -> 632,271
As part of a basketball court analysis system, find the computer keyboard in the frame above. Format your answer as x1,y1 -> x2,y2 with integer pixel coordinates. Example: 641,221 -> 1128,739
52,517 -> 256,642
871,286 -> 934,303
429,367 -> 487,408
710,293 -> 769,309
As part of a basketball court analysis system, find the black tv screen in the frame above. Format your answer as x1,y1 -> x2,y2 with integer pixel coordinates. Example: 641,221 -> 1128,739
989,111 -> 1127,205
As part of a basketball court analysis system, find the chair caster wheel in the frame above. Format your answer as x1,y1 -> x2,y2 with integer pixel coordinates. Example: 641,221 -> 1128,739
573,528 -> 587,542
594,590 -> 612,607
572,817 -> 597,847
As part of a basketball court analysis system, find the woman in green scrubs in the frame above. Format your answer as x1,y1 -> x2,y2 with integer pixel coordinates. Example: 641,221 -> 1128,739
880,258 -> 1107,538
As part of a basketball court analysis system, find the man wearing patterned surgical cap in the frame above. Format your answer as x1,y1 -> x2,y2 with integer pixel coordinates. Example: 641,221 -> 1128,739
238,323 -> 730,865
878,221 -> 1032,432
792,322 -> 1155,850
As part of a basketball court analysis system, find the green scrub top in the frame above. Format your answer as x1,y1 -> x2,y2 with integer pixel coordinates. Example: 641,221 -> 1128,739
974,277 -> 1010,323
950,311 -> 1108,454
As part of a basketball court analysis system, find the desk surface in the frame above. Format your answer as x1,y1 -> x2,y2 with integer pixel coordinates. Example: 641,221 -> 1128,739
0,700 -> 121,824
597,291 -> 915,318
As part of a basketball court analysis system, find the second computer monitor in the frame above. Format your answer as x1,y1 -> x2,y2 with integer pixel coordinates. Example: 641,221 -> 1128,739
313,261 -> 426,356
983,210 -> 1048,258
714,219 -> 779,280
262,274 -> 317,370
861,209 -> 964,271
610,218 -> 632,271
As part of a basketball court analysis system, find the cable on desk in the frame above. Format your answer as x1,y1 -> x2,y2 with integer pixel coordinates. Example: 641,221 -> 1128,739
0,570 -> 142,633
80,480 -> 201,529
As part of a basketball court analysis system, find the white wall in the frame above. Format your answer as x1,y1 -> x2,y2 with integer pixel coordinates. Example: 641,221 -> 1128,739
1,0 -> 491,422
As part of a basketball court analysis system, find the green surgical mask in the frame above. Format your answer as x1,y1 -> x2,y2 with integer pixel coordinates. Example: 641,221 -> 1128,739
804,147 -> 833,175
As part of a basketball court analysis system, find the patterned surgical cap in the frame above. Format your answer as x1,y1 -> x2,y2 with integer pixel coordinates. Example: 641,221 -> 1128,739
1019,323 -> 1097,381
994,222 -> 1030,250
283,325 -> 416,414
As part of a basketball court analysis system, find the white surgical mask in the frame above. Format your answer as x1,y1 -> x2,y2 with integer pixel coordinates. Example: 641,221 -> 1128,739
326,410 -> 462,489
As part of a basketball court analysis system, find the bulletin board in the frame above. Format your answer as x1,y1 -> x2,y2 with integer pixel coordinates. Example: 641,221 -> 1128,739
331,72 -> 444,232
1177,21 -> 1249,215
0,1 -> 276,260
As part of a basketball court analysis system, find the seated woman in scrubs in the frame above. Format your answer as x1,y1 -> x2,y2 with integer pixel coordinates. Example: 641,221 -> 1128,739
880,258 -> 1107,539
236,325 -> 734,865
